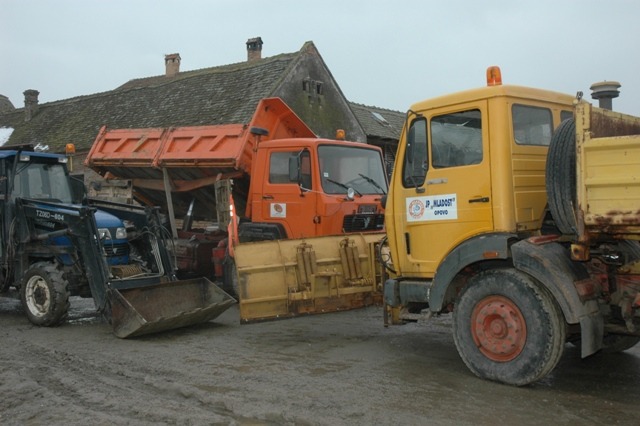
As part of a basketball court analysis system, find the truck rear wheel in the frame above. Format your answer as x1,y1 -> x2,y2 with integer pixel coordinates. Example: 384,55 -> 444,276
453,268 -> 566,386
20,262 -> 70,326
546,118 -> 577,235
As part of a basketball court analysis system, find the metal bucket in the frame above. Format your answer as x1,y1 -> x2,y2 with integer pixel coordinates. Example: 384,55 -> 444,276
108,277 -> 236,338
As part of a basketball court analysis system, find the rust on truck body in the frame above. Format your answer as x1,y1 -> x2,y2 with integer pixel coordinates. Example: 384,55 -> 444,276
576,102 -> 640,241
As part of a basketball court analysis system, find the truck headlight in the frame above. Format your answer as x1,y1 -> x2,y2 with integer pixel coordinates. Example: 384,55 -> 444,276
98,228 -> 111,240
346,187 -> 355,201
115,227 -> 127,239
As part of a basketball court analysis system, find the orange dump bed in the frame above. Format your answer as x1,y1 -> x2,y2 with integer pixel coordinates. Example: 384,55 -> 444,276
85,98 -> 316,217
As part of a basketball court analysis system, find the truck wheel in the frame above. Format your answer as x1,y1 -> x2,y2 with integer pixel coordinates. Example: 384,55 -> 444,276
20,262 -> 70,326
546,118 -> 577,235
453,268 -> 566,386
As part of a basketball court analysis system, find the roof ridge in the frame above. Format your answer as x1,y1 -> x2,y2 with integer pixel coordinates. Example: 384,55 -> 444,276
349,101 -> 403,113
117,51 -> 299,91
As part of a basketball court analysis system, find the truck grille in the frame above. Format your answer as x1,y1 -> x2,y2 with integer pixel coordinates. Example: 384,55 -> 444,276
342,214 -> 385,233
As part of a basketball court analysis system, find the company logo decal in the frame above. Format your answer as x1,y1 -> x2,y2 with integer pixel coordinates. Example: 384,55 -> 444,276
405,194 -> 458,222
270,203 -> 286,218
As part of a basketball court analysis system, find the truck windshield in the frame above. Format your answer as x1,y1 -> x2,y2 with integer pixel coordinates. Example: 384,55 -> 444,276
13,162 -> 73,203
318,145 -> 388,195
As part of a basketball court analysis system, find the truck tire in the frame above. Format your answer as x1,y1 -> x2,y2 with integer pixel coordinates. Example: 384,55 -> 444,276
546,118 -> 577,235
20,262 -> 70,326
453,268 -> 566,386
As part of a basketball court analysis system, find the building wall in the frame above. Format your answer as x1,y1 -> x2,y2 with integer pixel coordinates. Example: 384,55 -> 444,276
274,46 -> 365,142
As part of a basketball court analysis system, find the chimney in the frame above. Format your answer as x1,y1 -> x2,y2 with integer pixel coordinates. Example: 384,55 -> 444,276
246,37 -> 263,62
165,53 -> 181,77
590,81 -> 621,111
23,89 -> 39,122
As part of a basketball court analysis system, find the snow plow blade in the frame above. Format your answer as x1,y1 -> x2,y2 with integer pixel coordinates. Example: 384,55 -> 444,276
108,277 -> 236,338
234,233 -> 386,322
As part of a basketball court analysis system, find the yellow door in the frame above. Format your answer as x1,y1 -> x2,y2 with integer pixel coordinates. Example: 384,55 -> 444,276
395,103 -> 493,276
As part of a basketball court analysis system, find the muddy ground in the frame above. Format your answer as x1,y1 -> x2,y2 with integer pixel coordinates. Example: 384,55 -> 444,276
1,295 -> 639,426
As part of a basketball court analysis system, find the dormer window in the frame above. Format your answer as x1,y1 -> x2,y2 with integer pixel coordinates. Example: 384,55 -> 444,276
302,77 -> 324,96
303,78 -> 324,102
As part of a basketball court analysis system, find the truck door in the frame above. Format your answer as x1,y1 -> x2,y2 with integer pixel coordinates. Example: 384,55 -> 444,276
396,104 -> 493,275
255,149 -> 318,238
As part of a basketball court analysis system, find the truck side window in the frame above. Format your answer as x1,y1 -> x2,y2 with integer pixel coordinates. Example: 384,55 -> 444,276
269,151 -> 311,187
431,109 -> 482,168
512,104 -> 553,146
560,110 -> 573,124
402,118 -> 427,187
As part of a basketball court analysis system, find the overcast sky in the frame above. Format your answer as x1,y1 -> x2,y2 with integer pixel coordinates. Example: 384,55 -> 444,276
2,0 -> 640,115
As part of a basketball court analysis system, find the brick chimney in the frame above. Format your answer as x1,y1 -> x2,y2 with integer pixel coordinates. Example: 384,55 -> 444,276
246,37 -> 263,62
23,89 -> 39,122
165,53 -> 181,77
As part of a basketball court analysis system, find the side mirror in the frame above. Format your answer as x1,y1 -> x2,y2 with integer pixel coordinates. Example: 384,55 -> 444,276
69,176 -> 88,204
288,155 -> 300,183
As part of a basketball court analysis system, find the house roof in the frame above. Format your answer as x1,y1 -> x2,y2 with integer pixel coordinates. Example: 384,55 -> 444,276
0,50 -> 299,153
0,41 -> 402,153
349,102 -> 404,141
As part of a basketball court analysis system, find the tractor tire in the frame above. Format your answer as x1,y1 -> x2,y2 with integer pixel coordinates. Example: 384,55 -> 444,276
20,262 -> 70,326
453,268 -> 566,386
546,118 -> 577,235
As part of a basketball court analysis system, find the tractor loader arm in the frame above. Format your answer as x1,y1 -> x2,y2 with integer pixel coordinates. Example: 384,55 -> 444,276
18,197 -> 235,338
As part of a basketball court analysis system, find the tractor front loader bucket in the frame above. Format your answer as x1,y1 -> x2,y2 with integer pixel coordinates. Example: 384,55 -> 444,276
109,277 -> 235,338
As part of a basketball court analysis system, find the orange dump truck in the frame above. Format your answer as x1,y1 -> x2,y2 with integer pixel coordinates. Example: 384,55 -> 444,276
86,98 -> 388,321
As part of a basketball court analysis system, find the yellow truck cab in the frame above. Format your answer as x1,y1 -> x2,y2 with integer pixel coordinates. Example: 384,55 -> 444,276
384,67 -> 640,385
386,70 -> 573,279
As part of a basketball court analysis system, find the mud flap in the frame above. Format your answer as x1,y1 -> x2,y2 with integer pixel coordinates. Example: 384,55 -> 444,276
109,277 -> 236,338
234,233 -> 385,322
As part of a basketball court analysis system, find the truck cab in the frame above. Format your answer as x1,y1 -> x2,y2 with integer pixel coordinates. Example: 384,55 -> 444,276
244,138 -> 387,240
386,81 -> 573,280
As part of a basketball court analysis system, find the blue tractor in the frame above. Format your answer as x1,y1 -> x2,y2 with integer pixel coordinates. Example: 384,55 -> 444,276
0,145 -> 233,336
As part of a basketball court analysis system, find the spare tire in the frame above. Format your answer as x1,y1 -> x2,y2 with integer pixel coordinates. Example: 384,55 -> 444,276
546,118 -> 577,235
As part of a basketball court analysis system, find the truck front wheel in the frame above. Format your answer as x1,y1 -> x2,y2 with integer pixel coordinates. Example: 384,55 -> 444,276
453,268 -> 566,386
20,262 -> 70,326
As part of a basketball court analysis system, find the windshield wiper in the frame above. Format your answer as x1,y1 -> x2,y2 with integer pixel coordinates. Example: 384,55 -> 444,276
326,178 -> 362,197
358,173 -> 386,195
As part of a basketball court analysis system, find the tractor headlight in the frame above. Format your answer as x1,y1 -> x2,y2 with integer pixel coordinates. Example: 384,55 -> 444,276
98,228 -> 111,240
115,227 -> 127,239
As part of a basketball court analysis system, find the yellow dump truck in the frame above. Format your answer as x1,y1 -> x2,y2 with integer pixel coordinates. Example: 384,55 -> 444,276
383,67 -> 640,385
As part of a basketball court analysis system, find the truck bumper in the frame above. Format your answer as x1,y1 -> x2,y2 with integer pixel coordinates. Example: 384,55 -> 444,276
384,279 -> 431,307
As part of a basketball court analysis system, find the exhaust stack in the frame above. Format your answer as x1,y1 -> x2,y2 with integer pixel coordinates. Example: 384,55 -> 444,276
590,81 -> 621,111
